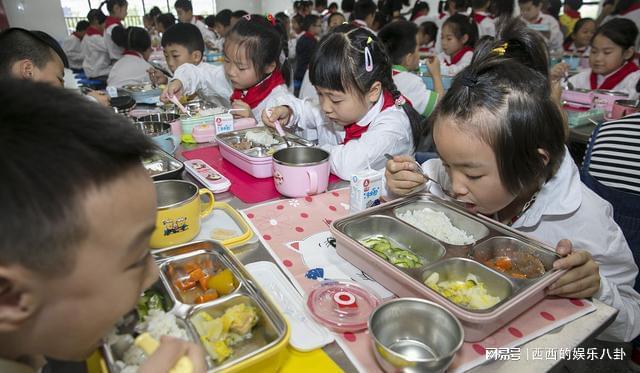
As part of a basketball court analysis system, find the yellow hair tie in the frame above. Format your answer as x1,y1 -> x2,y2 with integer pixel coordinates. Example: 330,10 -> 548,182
492,42 -> 508,56
367,36 -> 373,44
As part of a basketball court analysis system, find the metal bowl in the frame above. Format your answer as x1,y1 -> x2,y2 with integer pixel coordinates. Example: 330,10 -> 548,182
369,298 -> 463,373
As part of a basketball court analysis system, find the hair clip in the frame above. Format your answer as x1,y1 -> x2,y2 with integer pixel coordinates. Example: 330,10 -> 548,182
394,96 -> 406,106
364,46 -> 373,72
266,13 -> 276,26
243,14 -> 251,21
492,42 -> 508,56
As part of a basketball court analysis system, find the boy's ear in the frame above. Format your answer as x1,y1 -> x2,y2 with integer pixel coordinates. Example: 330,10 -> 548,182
623,46 -> 635,61
367,81 -> 382,104
0,266 -> 40,333
264,61 -> 277,75
12,59 -> 35,81
191,50 -> 203,63
537,148 -> 551,166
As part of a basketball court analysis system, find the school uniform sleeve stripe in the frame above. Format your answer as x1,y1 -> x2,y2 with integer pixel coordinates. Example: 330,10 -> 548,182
422,90 -> 438,117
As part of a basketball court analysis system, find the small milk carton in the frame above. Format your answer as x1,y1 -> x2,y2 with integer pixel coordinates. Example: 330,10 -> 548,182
350,169 -> 383,213
213,113 -> 234,135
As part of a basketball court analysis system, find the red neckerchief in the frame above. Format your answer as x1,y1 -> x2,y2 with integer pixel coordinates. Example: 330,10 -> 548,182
303,31 -> 317,40
419,40 -> 435,53
445,46 -> 473,66
532,15 -> 543,24
439,11 -> 449,19
590,61 -> 640,90
343,90 -> 395,144
563,6 -> 580,19
123,49 -> 143,58
105,16 -> 122,29
72,31 -> 82,39
563,41 -> 587,53
86,26 -> 103,36
229,69 -> 285,109
621,2 -> 640,15
472,12 -> 492,24
411,11 -> 427,21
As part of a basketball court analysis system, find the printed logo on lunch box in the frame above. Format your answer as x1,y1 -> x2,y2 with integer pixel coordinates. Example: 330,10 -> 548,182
214,114 -> 234,134
162,217 -> 189,236
274,170 -> 284,185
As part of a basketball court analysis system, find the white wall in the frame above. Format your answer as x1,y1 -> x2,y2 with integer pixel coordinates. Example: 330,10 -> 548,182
214,0 -> 293,15
4,0 -> 68,41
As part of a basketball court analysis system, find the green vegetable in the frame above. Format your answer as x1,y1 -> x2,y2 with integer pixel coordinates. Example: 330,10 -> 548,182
359,236 -> 424,269
137,290 -> 166,320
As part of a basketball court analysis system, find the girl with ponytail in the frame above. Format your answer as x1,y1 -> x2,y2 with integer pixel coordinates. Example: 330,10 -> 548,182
262,27 -> 423,180
107,26 -> 152,87
101,0 -> 128,60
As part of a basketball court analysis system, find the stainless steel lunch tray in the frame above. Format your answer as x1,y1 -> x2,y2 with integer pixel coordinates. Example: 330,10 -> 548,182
216,127 -> 314,158
331,193 -> 566,341
142,149 -> 184,180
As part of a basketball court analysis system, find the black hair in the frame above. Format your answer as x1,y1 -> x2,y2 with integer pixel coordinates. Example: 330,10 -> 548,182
174,0 -> 192,12
215,9 -> 233,26
593,18 -> 639,52
112,26 -> 151,53
329,2 -> 339,11
76,20 -> 90,32
100,0 -> 127,14
275,12 -> 290,23
0,79 -> 155,275
231,10 -> 249,19
471,0 -> 490,9
302,14 -> 321,31
433,19 -> 565,195
411,1 -> 430,19
204,15 -> 216,28
443,14 -> 478,47
378,20 -> 418,65
491,18 -> 549,76
161,22 -> 204,54
149,6 -> 162,18
372,11 -> 387,30
316,0 -> 328,8
418,21 -> 438,42
612,0 -> 637,14
328,12 -> 346,24
342,0 -> 355,12
293,14 -> 304,26
156,13 -> 177,31
518,0 -> 542,6
87,8 -> 107,24
354,0 -> 377,20
225,14 -> 291,85
0,28 -> 69,75
309,27 -> 424,150
546,0 -> 562,19
563,17 -> 594,47
490,0 -> 514,18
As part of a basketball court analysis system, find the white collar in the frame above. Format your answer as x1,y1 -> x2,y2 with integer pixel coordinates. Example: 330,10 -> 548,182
355,92 -> 385,127
353,19 -> 368,27
512,148 -> 582,228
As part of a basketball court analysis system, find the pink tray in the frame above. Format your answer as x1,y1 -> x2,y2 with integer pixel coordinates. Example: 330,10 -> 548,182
330,193 -> 567,342
218,139 -> 273,178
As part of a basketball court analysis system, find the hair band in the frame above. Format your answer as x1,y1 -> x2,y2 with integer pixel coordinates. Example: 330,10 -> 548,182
492,42 -> 508,56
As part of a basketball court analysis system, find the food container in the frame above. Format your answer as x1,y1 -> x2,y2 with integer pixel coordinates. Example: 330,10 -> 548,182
561,88 -> 593,108
565,107 -> 605,128
119,84 -> 162,103
272,147 -> 330,198
330,193 -> 566,341
369,298 -> 464,373
135,113 -> 182,138
611,99 -> 640,119
217,127 -> 314,178
142,149 -> 184,180
195,201 -> 254,249
152,241 -> 290,372
135,121 -> 179,154
593,90 -> 628,118
192,123 -> 217,143
562,54 -> 580,71
110,95 -> 136,116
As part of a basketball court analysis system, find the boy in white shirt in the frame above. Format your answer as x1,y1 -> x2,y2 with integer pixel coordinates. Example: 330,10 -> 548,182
519,0 -> 564,52
174,0 -> 216,49
63,21 -> 89,71
471,0 -> 496,37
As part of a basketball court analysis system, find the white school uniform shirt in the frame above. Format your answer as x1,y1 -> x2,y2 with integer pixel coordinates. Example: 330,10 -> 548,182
563,42 -> 590,57
438,48 -> 473,76
522,13 -> 563,53
63,33 -> 84,70
568,67 -> 640,100
472,11 -> 496,38
284,92 -> 414,180
385,149 -> 640,342
104,17 -> 124,61
392,65 -> 439,116
107,52 -> 151,88
190,17 -> 217,48
81,30 -> 111,78
172,62 -> 234,107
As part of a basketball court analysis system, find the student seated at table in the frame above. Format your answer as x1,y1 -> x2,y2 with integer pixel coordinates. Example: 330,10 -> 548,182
63,20 -> 89,71
417,21 -> 438,54
155,12 -> 176,34
294,14 -> 321,96
174,0 -> 216,49
162,15 -> 293,119
553,19 -> 640,99
82,9 -> 111,81
107,26 -> 152,88
385,22 -> 640,342
518,0 -> 563,53
438,14 -> 477,76
471,0 -> 496,38
0,78 -> 208,373
562,17 -> 595,58
378,20 -> 443,117
100,0 -> 128,61
262,28 -> 424,180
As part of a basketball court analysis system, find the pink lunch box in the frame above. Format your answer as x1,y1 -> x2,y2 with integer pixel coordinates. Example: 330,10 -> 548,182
561,89 -> 593,108
330,193 -> 567,342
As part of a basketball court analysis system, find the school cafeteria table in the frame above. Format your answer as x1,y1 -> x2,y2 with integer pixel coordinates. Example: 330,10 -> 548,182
174,142 -> 618,373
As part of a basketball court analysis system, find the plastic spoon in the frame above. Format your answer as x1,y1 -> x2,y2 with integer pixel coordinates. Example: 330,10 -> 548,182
267,109 -> 292,147
168,94 -> 191,117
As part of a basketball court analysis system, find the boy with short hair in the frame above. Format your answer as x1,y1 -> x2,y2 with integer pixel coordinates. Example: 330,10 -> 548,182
519,0 -> 563,52
378,20 -> 443,117
0,78 -> 207,373
352,0 -> 377,33
63,20 -> 89,70
174,0 -> 216,48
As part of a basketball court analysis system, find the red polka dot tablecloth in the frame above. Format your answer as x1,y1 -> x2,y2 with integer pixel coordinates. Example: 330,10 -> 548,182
240,188 -> 597,372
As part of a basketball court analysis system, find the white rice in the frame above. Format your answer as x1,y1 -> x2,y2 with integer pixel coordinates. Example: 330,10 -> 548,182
245,130 -> 278,146
398,208 -> 474,245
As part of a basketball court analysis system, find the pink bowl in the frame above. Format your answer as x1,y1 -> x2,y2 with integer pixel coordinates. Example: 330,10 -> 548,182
272,147 -> 330,198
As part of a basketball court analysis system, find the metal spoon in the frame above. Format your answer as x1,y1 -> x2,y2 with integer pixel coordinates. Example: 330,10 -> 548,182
274,120 -> 293,147
564,71 -> 575,90
384,153 -> 455,198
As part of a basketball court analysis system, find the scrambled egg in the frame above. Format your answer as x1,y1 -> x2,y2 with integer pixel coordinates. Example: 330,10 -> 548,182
425,273 -> 501,310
